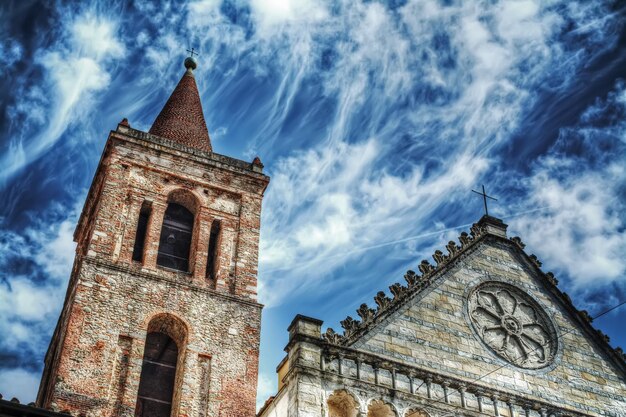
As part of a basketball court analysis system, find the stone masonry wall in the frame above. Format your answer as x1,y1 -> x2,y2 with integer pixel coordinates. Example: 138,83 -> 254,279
353,239 -> 626,416
46,260 -> 261,417
264,266 -> 626,417
80,127 -> 268,301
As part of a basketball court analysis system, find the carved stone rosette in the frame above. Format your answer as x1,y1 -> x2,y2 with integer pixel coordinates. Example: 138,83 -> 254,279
468,282 -> 558,369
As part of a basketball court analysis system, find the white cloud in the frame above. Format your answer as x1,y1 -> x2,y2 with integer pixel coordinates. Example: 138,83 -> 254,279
0,9 -> 125,182
0,278 -> 62,322
31,214 -> 77,281
259,134 -> 489,306
0,38 -> 23,67
0,368 -> 41,404
249,0 -> 328,38
510,82 -> 626,289
239,0 -> 619,307
70,13 -> 124,60
0,200 -> 79,403
512,167 -> 626,284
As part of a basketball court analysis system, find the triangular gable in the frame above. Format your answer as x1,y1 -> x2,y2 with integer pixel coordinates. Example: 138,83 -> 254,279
322,216 -> 626,380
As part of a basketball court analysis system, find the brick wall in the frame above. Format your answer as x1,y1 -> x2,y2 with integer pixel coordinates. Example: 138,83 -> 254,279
38,124 -> 269,417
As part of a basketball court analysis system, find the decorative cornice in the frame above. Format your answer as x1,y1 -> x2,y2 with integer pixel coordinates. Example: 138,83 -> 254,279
114,125 -> 269,181
323,220 -> 489,346
316,343 -> 593,417
81,255 -> 263,310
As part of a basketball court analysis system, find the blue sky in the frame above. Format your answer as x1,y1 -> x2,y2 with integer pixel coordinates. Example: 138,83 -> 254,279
1,0 -> 625,408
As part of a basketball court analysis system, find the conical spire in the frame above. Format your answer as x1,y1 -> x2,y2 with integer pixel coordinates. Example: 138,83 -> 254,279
149,56 -> 212,152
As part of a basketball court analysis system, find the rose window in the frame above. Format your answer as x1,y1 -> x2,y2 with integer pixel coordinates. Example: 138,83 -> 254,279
468,282 -> 558,369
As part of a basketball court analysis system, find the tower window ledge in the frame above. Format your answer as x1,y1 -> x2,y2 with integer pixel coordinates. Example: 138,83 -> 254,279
156,265 -> 192,276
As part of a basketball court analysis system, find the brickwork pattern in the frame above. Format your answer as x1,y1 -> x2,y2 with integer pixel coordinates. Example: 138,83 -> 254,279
149,69 -> 213,152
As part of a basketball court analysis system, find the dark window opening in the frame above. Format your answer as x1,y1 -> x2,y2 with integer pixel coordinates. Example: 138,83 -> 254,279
135,332 -> 178,417
206,220 -> 221,280
157,203 -> 194,272
132,202 -> 152,262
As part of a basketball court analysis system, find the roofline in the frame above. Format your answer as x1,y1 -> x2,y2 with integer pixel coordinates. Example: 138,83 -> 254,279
0,397 -> 67,416
321,216 -> 626,379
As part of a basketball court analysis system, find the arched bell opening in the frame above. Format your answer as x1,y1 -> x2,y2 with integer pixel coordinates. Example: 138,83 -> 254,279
156,189 -> 200,273
135,332 -> 178,417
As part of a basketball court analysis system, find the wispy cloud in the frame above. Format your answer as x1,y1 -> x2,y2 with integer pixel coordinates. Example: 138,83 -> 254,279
0,7 -> 124,183
1,0 -> 624,406
510,81 -> 626,293
0,199 -> 80,401
244,0 -> 620,307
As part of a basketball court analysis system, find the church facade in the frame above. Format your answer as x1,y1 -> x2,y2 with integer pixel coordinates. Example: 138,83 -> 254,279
258,218 -> 626,417
0,58 -> 625,417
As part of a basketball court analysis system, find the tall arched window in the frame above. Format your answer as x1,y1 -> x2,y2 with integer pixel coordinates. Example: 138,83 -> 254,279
135,314 -> 188,417
157,203 -> 194,272
135,332 -> 178,417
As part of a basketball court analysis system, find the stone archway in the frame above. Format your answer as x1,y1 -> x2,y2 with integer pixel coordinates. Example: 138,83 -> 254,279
367,399 -> 396,417
328,390 -> 360,417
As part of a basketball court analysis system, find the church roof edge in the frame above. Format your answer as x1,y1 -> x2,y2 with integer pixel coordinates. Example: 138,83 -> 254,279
113,124 -> 269,179
321,218 -> 626,376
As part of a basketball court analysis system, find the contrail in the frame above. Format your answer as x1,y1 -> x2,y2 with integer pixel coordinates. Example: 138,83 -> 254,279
260,206 -> 549,274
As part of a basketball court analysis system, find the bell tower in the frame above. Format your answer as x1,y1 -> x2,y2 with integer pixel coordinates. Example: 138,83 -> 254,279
37,57 -> 269,417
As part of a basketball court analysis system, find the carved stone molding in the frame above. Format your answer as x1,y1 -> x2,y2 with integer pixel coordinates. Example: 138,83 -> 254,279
468,282 -> 558,369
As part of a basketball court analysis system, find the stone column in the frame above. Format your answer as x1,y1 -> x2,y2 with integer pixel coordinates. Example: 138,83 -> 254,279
285,315 -> 324,417
116,194 -> 144,263
492,394 -> 500,417
191,208 -> 213,284
459,384 -> 467,408
337,355 -> 343,376
522,403 -> 533,417
120,334 -> 144,416
216,219 -> 237,294
476,391 -> 484,413
143,201 -> 167,270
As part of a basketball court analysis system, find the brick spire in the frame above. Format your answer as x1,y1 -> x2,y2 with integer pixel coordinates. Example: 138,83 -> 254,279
149,57 -> 212,152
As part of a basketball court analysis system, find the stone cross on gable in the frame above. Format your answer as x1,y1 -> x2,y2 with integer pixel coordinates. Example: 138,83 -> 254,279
472,185 -> 497,217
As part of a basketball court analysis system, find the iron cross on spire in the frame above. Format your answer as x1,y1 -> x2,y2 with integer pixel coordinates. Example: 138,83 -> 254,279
472,185 -> 498,217
186,47 -> 198,58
